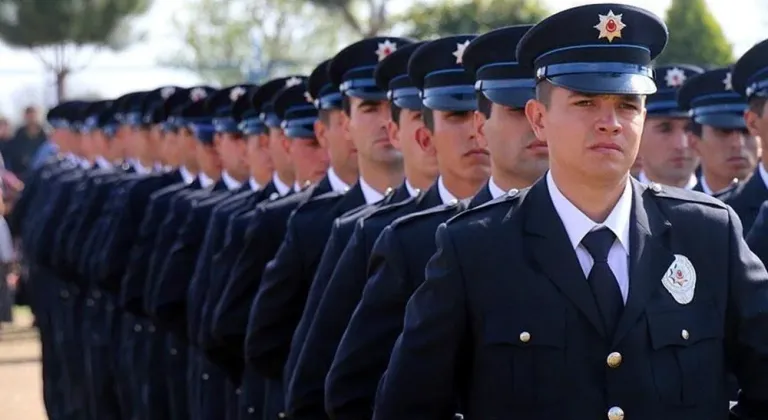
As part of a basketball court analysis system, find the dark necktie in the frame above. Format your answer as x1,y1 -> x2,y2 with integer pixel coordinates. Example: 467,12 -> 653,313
581,228 -> 624,335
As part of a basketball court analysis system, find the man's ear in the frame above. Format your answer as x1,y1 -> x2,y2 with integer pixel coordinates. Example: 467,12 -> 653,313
474,110 -> 488,149
414,125 -> 435,156
745,109 -> 763,138
386,119 -> 401,150
525,99 -> 547,142
314,119 -> 329,149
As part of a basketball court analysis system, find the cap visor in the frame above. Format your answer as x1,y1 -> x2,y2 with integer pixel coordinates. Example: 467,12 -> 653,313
422,95 -> 477,112
483,88 -> 535,109
548,73 -> 657,95
393,95 -> 423,111
646,109 -> 690,119
694,114 -> 746,129
345,89 -> 387,101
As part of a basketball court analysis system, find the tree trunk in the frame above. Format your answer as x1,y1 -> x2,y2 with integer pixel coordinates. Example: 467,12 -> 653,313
55,69 -> 68,102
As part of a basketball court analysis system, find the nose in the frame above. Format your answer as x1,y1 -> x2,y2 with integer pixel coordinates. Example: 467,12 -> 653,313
671,131 -> 689,150
595,107 -> 622,136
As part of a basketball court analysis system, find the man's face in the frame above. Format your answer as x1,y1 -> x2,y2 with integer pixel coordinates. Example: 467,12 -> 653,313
177,127 -> 198,167
24,108 -> 37,125
418,109 -> 490,184
639,117 -> 698,184
388,107 -> 438,181
268,127 -> 293,175
161,129 -> 182,167
288,137 -> 329,185
319,109 -> 357,175
477,102 -> 548,183
246,133 -> 274,185
525,86 -> 646,184
344,97 -> 401,165
690,125 -> 757,181
745,100 -> 768,160
217,132 -> 249,176
195,142 -> 222,179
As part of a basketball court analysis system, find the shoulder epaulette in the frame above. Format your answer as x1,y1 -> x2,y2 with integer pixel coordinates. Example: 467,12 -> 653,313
365,194 -> 419,222
391,199 -> 465,230
446,187 -> 526,225
646,182 -> 727,209
296,190 -> 344,212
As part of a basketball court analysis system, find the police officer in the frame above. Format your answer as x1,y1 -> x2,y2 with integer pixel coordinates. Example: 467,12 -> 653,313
634,65 -> 703,190
678,68 -> 757,201
374,4 -> 768,419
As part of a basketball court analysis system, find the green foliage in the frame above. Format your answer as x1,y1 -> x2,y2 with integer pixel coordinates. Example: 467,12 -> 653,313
655,0 -> 733,67
0,0 -> 150,48
167,0 -> 350,85
399,0 -> 548,40
298,0 -> 391,36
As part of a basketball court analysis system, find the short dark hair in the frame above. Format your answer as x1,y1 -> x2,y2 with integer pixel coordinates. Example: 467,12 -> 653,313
686,121 -> 703,137
24,106 -> 36,115
318,109 -> 332,125
535,80 -> 553,108
749,97 -> 768,117
476,92 -> 492,119
390,103 -> 402,126
341,95 -> 351,116
421,106 -> 434,132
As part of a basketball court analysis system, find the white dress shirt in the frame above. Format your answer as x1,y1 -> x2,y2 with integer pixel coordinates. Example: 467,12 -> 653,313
198,173 -> 215,189
132,159 -> 153,175
759,162 -> 768,191
437,176 -> 459,204
179,166 -> 196,185
405,179 -> 420,197
273,172 -> 293,196
359,176 -> 385,204
488,177 -> 508,199
328,167 -> 351,194
638,170 -> 697,190
249,177 -> 262,192
546,171 -> 631,303
221,170 -> 243,191
95,156 -> 113,170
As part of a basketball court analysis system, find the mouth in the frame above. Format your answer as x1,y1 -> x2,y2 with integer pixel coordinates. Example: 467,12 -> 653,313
526,140 -> 548,150
464,148 -> 490,157
589,142 -> 623,153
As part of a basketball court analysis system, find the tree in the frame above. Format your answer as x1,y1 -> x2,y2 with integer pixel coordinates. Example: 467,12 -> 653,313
167,0 -> 351,85
399,0 -> 548,39
0,0 -> 152,101
655,0 -> 733,67
300,0 -> 393,37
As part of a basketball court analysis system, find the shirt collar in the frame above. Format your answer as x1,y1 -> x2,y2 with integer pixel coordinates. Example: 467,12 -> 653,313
179,166 -> 196,185
221,170 -> 243,191
546,171 -> 631,254
132,159 -> 153,175
198,173 -> 215,189
249,177 -> 262,192
405,179 -> 420,197
327,167 -> 351,194
638,170 -> 697,190
359,176 -> 385,204
78,158 -> 92,169
95,156 -> 113,170
437,176 -> 459,205
488,177 -> 507,200
272,172 -> 293,196
759,162 -> 768,192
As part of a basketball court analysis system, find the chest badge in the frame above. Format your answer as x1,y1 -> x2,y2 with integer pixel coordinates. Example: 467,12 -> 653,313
662,254 -> 696,305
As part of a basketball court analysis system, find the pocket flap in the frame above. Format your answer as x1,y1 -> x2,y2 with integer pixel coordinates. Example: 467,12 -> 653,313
647,307 -> 722,350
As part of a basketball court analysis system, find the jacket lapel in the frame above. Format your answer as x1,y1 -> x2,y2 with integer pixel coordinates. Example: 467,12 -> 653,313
612,179 -> 674,345
523,179 -> 606,337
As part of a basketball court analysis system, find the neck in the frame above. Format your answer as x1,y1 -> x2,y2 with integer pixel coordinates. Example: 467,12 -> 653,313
644,169 -> 691,189
551,168 -> 626,223
701,167 -> 732,193
185,161 -> 200,173
443,173 -> 486,200
276,167 -> 295,187
139,157 -> 154,169
358,158 -> 404,194
226,167 -> 250,183
404,162 -> 437,191
205,170 -> 221,182
332,163 -> 359,187
492,167 -> 539,191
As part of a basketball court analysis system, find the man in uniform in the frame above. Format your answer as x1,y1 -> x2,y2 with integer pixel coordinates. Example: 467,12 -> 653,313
375,5 -> 768,419
636,65 -> 703,190
678,68 -> 757,201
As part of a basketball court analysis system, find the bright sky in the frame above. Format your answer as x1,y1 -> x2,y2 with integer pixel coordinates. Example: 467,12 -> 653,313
0,0 -> 762,121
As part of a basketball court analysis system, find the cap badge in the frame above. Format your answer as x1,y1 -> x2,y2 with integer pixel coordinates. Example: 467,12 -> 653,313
594,10 -> 626,42
190,87 -> 208,102
161,87 -> 176,99
452,40 -> 471,64
375,40 -> 398,62
722,72 -> 733,91
230,86 -> 247,102
304,91 -> 314,103
664,67 -> 687,87
285,77 -> 303,88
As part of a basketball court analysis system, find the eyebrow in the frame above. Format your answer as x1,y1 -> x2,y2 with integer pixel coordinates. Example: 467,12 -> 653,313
568,91 -> 643,103
358,100 -> 383,109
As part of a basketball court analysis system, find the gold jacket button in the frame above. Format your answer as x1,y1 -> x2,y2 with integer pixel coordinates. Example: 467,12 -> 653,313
681,329 -> 689,340
608,406 -> 624,420
606,352 -> 622,368
519,331 -> 531,343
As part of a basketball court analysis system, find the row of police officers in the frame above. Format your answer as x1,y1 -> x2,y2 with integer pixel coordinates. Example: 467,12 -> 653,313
10,3 -> 768,420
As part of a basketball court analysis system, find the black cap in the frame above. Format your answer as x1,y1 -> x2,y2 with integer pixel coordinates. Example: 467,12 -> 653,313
172,86 -> 218,143
140,86 -> 181,125
374,41 -> 426,111
115,91 -> 149,126
678,67 -> 747,129
462,25 -> 535,109
159,88 -> 192,132
232,85 -> 264,135
47,101 -> 87,129
732,38 -> 768,100
517,3 -> 668,95
69,101 -> 93,132
252,76 -> 307,128
82,100 -> 113,132
329,37 -> 414,100
308,59 -> 342,110
646,64 -> 704,117
207,84 -> 253,133
408,35 -> 478,111
273,79 -> 317,139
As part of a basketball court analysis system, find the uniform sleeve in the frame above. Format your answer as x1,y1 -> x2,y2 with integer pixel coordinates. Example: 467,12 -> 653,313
287,224 -> 364,418
245,214 -> 305,378
746,202 -> 768,265
372,224 -> 467,420
727,206 -> 768,419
